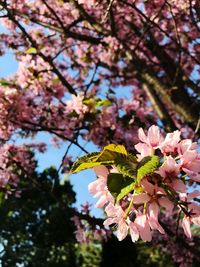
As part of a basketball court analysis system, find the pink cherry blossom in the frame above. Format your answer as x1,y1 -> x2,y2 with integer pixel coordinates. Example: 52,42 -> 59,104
88,166 -> 113,208
160,130 -> 181,154
138,125 -> 163,149
180,191 -> 200,238
104,203 -> 129,241
158,156 -> 186,192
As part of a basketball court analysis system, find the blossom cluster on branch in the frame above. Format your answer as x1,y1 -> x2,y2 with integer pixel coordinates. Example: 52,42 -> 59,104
72,125 -> 200,242
0,143 -> 38,197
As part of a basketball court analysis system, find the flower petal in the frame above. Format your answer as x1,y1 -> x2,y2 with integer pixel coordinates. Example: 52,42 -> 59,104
182,216 -> 191,239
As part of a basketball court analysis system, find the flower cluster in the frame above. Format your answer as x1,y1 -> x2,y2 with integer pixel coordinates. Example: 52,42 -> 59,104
0,144 -> 37,197
88,126 -> 200,242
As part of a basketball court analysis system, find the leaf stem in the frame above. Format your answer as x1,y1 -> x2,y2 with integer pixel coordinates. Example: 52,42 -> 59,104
124,194 -> 135,218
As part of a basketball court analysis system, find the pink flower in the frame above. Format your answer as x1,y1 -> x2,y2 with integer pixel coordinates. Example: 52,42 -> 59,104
140,178 -> 174,213
104,203 -> 140,242
104,203 -> 129,241
130,179 -> 173,235
138,125 -> 163,149
135,143 -> 152,159
178,139 -> 198,156
179,142 -> 200,182
159,156 -> 180,178
180,191 -> 200,238
135,125 -> 164,159
160,130 -> 181,154
66,93 -> 88,115
158,156 -> 185,193
88,166 -> 113,208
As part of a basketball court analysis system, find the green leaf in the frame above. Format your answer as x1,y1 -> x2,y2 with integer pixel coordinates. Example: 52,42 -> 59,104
70,152 -> 100,173
97,144 -> 127,162
0,79 -> 10,87
83,98 -> 96,108
137,155 -> 160,183
71,144 -> 128,174
107,173 -> 134,201
125,51 -> 133,60
116,182 -> 135,203
25,47 -> 37,54
71,161 -> 107,173
115,156 -> 137,179
96,99 -> 112,107
104,144 -> 128,155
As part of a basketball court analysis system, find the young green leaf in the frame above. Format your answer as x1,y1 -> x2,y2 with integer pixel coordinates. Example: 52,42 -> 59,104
0,80 -> 10,87
137,155 -> 160,183
71,152 -> 100,173
25,47 -> 37,54
97,144 -> 128,162
115,156 -> 137,179
71,144 -> 129,174
107,173 -> 134,201
116,182 -> 135,203
71,161 -> 108,173
71,151 -> 116,173
96,99 -> 112,107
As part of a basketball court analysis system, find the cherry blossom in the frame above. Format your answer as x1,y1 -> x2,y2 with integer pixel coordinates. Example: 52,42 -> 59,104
86,126 -> 200,242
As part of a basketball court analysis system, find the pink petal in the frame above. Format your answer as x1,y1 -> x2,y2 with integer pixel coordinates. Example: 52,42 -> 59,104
188,190 -> 200,202
190,174 -> 200,182
188,160 -> 200,172
171,179 -> 186,193
191,215 -> 200,226
178,140 -> 197,155
135,214 -> 152,242
141,178 -> 154,195
88,180 -> 101,195
182,216 -> 191,239
138,128 -> 147,143
148,125 -> 162,147
88,178 -> 107,197
105,203 -> 119,217
158,197 -> 174,213
103,217 -> 116,226
93,165 -> 109,178
129,222 -> 139,242
158,156 -> 180,178
161,130 -> 180,153
133,193 -> 150,204
135,143 -> 152,158
148,202 -> 165,234
181,151 -> 197,163
117,220 -> 129,241
95,195 -> 107,208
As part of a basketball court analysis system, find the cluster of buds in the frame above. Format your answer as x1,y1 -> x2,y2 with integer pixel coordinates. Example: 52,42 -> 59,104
72,126 -> 200,242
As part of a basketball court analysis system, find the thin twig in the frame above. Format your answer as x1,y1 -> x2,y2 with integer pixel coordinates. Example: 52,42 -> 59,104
101,0 -> 115,23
